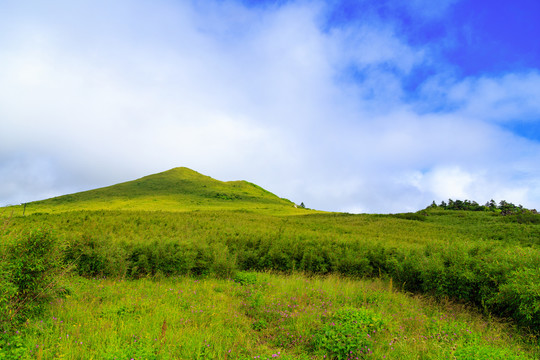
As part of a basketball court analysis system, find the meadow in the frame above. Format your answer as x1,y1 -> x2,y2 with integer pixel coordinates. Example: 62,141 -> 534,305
1,168 -> 540,358
2,269 -> 538,359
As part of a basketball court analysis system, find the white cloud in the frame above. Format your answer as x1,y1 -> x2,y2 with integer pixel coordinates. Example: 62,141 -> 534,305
0,0 -> 539,213
329,24 -> 425,74
424,71 -> 540,122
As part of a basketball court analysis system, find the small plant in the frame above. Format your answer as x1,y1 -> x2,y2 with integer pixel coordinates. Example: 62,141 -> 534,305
233,271 -> 257,285
313,307 -> 386,359
454,343 -> 532,360
251,319 -> 268,331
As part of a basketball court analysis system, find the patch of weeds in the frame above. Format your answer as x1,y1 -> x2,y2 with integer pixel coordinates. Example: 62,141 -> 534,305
234,271 -> 257,286
100,305 -> 138,318
0,331 -> 28,359
454,343 -> 533,360
312,307 -> 386,359
252,319 -> 268,331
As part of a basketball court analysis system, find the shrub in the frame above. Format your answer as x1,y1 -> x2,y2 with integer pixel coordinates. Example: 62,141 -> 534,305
390,212 -> 426,221
233,271 -> 257,285
313,307 -> 385,359
65,234 -> 127,277
454,343 -> 532,360
209,242 -> 237,279
0,228 -> 66,330
492,268 -> 540,329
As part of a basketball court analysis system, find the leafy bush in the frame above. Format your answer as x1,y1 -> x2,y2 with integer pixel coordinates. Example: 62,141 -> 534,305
492,268 -> 540,329
313,307 -> 385,359
209,242 -> 237,279
233,271 -> 257,285
505,213 -> 540,224
0,228 -> 66,330
390,212 -> 427,221
65,234 -> 127,277
454,343 -> 532,359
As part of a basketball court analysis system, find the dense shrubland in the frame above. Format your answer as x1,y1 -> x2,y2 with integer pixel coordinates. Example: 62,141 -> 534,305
4,208 -> 540,334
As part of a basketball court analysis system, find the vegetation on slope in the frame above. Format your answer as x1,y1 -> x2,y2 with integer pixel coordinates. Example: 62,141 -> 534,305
1,273 -> 537,359
1,171 -> 540,358
4,208 -> 540,335
9,167 -> 307,215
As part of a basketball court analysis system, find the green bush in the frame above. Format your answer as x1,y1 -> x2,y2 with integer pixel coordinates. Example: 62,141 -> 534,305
65,234 -> 127,277
313,307 -> 385,359
233,271 -> 257,285
492,268 -> 540,329
0,228 -> 66,330
209,242 -> 237,279
454,343 -> 532,359
505,213 -> 540,224
390,212 -> 427,221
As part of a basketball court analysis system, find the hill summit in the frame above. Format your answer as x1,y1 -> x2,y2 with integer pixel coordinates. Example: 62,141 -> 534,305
20,167 -> 303,215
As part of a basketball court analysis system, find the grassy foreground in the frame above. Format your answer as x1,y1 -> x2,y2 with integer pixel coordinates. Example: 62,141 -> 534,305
1,167 -> 540,358
4,272 -> 537,360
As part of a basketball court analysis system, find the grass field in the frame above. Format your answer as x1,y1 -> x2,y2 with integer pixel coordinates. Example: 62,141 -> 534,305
1,168 -> 540,359
6,168 -> 311,216
4,273 -> 537,359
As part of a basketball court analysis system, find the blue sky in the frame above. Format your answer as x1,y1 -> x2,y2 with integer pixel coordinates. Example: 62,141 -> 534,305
1,0 -> 540,213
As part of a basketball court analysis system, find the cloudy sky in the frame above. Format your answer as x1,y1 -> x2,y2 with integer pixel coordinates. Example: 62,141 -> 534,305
1,0 -> 540,213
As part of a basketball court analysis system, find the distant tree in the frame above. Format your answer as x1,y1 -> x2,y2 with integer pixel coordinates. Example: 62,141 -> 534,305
428,199 -> 530,213
300,202 -> 305,208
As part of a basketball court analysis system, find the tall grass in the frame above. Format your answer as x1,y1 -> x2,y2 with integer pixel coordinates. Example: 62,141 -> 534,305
5,273 -> 537,359
5,209 -> 540,331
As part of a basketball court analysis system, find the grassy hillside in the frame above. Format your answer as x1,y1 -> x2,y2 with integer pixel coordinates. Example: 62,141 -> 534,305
5,273 -> 536,360
1,168 -> 540,358
4,209 -> 540,329
7,167 -> 309,215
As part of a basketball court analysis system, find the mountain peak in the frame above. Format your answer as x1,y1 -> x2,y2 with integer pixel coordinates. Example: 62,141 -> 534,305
20,167 -> 303,215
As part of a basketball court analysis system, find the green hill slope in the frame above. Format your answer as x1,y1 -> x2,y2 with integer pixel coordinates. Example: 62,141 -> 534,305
12,167 -> 308,215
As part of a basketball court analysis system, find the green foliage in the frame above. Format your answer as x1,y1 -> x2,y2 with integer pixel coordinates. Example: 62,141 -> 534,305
504,213 -> 540,224
2,170 -> 540,357
4,206 -> 540,334
0,331 -> 29,359
431,198 -> 533,215
4,274 -> 538,359
492,268 -> 540,329
234,271 -> 258,285
64,234 -> 127,277
11,167 -> 304,215
0,228 -> 66,329
313,307 -> 385,359
251,318 -> 268,331
454,343 -> 532,359
390,212 -> 427,221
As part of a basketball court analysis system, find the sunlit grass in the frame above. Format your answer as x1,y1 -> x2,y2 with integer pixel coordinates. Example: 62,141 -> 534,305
3,167 -> 316,216
12,273 -> 537,359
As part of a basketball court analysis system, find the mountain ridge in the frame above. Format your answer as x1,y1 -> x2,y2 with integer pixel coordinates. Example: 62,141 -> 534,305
9,167 -> 307,215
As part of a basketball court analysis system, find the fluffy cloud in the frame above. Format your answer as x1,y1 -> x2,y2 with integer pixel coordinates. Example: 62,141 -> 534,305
1,0 -> 539,212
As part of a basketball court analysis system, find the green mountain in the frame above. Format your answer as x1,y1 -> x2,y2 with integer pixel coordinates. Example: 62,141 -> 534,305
17,167 -> 307,215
